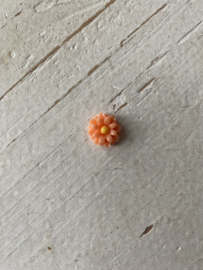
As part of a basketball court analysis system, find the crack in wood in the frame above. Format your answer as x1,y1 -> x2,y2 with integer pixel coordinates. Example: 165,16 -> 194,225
0,0 -> 117,101
88,56 -> 111,76
147,51 -> 169,69
45,56 -> 111,114
109,89 -> 125,104
46,99 -> 61,113
120,4 -> 167,47
139,78 -> 155,93
140,224 -> 153,238
110,82 -> 132,103
46,79 -> 83,113
177,21 -> 203,45
116,103 -> 128,113
14,10 -> 22,17
1,23 -> 7,29
0,45 -> 60,101
45,57 -> 112,114
5,138 -> 16,149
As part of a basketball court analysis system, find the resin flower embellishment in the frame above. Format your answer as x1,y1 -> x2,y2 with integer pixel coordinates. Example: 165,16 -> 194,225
88,113 -> 121,147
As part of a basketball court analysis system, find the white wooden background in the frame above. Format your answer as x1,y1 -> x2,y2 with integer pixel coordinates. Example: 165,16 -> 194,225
1,0 -> 203,269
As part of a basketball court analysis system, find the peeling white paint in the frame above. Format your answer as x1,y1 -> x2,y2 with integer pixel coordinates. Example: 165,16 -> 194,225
10,51 -> 16,59
34,1 -> 55,12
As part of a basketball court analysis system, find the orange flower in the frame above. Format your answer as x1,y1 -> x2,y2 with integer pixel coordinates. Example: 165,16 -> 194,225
88,113 -> 121,147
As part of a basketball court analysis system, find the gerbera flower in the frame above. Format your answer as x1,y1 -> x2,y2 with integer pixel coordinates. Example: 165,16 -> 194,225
88,113 -> 121,147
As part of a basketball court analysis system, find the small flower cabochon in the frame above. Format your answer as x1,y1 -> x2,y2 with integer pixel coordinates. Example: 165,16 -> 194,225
88,113 -> 121,147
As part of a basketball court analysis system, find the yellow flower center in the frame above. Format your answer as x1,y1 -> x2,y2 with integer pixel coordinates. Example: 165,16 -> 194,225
100,126 -> 109,134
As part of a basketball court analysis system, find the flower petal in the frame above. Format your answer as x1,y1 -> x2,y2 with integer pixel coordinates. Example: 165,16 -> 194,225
88,129 -> 94,135
93,131 -> 100,138
109,116 -> 115,124
92,124 -> 99,130
94,138 -> 99,145
104,116 -> 111,125
110,130 -> 117,136
114,135 -> 119,142
99,113 -> 105,119
109,123 -> 117,129
115,125 -> 121,132
97,117 -> 103,125
99,136 -> 105,144
104,141 -> 110,147
90,119 -> 97,125
106,134 -> 113,143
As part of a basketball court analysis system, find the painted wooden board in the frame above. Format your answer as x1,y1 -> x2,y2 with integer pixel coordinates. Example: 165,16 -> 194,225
1,0 -> 203,269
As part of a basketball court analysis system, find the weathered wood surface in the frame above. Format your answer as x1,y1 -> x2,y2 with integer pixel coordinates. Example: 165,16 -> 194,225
1,0 -> 203,269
